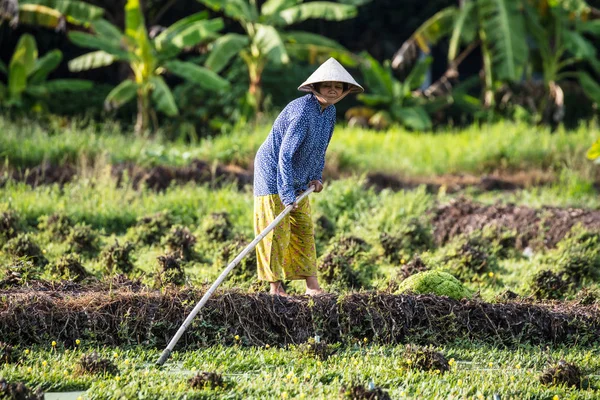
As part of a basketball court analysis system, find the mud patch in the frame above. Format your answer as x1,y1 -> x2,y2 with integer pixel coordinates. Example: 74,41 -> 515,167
432,198 -> 600,249
365,170 -> 556,193
112,160 -> 251,191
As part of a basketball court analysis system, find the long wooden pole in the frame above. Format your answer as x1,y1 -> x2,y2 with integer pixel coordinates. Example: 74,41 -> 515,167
156,186 -> 315,366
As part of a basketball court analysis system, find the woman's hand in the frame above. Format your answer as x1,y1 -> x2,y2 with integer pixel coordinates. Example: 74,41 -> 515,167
309,180 -> 323,193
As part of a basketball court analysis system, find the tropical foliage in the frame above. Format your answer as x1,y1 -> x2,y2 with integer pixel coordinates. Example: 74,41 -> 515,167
348,52 -> 479,131
199,0 -> 360,113
0,0 -> 104,29
0,33 -> 92,109
67,0 -> 229,134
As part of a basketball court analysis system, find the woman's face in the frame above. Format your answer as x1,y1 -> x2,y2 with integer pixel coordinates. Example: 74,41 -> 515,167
317,81 -> 344,102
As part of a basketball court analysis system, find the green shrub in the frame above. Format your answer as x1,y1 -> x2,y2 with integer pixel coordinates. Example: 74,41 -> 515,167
3,234 -> 47,266
395,270 -> 473,300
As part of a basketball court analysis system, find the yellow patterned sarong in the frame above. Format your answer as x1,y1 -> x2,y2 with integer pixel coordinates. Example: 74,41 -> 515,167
254,194 -> 317,281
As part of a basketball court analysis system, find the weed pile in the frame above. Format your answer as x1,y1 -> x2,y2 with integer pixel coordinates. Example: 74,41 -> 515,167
188,372 -> 225,389
340,383 -> 391,400
3,234 -> 47,267
75,352 -> 119,376
296,337 -> 338,361
439,233 -> 499,281
215,235 -> 256,282
402,344 -> 449,372
0,378 -> 44,400
156,253 -> 185,286
394,270 -> 473,300
318,236 -> 376,290
66,224 -> 100,256
202,212 -> 233,242
37,213 -> 72,240
0,261 -> 39,287
127,212 -> 173,245
0,342 -> 14,364
432,198 -> 600,249
379,218 -> 433,263
52,254 -> 89,281
539,360 -> 584,388
531,229 -> 600,300
163,225 -> 196,260
531,270 -> 571,300
0,210 -> 22,243
100,240 -> 135,274
1,288 -> 599,348
386,256 -> 430,293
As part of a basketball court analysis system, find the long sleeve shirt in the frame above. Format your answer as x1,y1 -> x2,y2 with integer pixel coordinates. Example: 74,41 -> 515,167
253,93 -> 336,206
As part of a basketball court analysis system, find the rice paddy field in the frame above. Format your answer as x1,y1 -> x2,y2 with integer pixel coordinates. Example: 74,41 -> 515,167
1,116 -> 600,399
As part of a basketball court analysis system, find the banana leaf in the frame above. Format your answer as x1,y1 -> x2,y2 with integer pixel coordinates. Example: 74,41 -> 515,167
205,33 -> 249,73
196,0 -> 258,23
105,79 -> 138,110
29,49 -> 62,84
392,106 -> 432,131
165,60 -> 230,91
478,0 -> 528,81
23,0 -> 104,24
68,51 -> 115,72
278,2 -> 356,25
253,24 -> 289,64
150,76 -> 178,116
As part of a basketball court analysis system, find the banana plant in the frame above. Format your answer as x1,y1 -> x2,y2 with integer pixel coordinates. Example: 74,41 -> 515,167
0,33 -> 92,109
524,0 -> 600,111
349,53 -> 439,131
394,0 -> 529,107
0,0 -> 104,29
68,0 -> 229,135
198,0 -> 360,113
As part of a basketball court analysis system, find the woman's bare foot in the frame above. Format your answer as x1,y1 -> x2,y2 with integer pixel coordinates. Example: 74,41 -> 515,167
270,281 -> 288,296
305,276 -> 325,296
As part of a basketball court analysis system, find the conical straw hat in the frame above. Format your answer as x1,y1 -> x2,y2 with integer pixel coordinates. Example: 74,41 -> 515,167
298,57 -> 364,93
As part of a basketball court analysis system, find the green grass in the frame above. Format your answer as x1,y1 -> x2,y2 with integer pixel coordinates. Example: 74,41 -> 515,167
2,116 -> 598,180
2,343 -> 598,399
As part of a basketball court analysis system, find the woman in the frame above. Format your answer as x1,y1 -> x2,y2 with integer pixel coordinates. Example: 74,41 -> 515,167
253,57 -> 363,296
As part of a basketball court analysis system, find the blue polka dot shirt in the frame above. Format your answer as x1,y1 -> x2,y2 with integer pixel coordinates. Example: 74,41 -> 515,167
254,93 -> 336,206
